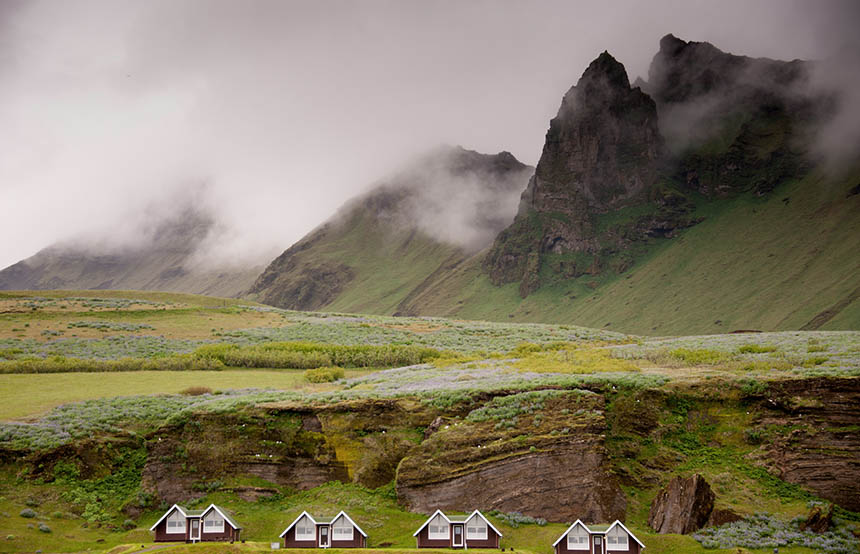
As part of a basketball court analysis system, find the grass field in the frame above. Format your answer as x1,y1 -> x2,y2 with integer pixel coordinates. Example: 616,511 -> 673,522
0,290 -> 857,554
0,369 -> 379,420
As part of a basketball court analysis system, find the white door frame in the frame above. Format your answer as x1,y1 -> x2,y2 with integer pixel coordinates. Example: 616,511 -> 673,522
592,535 -> 604,554
190,518 -> 201,542
452,524 -> 464,547
319,525 -> 330,548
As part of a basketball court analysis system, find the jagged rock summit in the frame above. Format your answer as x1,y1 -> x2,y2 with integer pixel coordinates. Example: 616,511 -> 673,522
484,50 -> 667,295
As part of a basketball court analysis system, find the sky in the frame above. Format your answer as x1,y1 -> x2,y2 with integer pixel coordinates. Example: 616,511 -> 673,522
0,0 -> 858,269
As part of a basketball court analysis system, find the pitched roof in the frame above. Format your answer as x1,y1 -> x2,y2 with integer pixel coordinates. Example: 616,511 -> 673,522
413,509 -> 450,536
413,510 -> 502,537
149,504 -> 187,531
280,511 -> 317,538
552,519 -> 589,546
202,504 -> 242,530
465,510 -> 503,537
606,520 -> 645,548
279,511 -> 367,538
330,511 -> 368,537
552,520 -> 644,549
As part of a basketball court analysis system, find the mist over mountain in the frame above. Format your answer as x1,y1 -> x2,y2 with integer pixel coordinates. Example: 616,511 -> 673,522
0,193 -> 265,297
253,35 -> 859,334
247,146 -> 532,311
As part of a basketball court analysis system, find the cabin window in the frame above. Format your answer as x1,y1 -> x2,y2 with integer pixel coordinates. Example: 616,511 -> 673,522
332,516 -> 354,540
606,526 -> 629,551
466,515 -> 488,539
296,516 -> 315,541
566,525 -> 588,550
203,512 -> 225,533
166,511 -> 186,534
428,515 -> 449,540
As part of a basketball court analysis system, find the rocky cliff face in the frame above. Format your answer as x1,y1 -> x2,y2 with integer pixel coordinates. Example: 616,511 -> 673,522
396,391 -> 627,523
748,377 -> 860,511
484,35 -> 819,298
484,51 -> 684,296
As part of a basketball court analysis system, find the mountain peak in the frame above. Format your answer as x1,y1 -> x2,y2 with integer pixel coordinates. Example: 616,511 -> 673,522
579,50 -> 630,90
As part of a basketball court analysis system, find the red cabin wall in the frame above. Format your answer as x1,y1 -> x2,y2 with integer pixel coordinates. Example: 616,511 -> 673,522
283,523 -> 366,548
153,518 -> 187,543
200,523 -> 239,542
282,525 -> 321,548
415,525 -> 453,548
465,529 -> 500,549
555,534 -> 640,554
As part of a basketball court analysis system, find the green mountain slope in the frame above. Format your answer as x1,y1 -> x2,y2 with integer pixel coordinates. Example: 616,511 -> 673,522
399,168 -> 860,334
247,146 -> 534,311
248,35 -> 859,335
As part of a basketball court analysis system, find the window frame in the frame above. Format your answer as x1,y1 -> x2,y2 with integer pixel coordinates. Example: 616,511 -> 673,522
566,525 -> 589,551
166,511 -> 186,534
203,512 -> 225,533
295,515 -> 316,541
332,516 -> 354,541
427,515 -> 450,540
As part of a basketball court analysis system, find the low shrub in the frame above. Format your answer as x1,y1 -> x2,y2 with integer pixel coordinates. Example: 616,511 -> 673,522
739,344 -> 778,354
304,367 -> 345,383
122,519 -> 136,530
670,348 -> 732,365
180,386 -> 212,396
487,510 -> 547,528
693,512 -> 858,552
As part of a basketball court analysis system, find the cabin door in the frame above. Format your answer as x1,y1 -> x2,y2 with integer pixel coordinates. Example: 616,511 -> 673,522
319,525 -> 330,548
452,524 -> 464,547
592,536 -> 603,554
190,519 -> 200,541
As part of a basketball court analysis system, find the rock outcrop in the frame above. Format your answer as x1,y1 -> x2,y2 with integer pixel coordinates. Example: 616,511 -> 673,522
483,34 -> 821,299
397,391 -> 627,522
648,474 -> 715,534
747,377 -> 860,511
800,504 -> 834,533
484,52 -> 664,291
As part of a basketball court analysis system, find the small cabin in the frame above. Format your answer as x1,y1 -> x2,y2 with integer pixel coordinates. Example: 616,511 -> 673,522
553,520 -> 644,554
413,509 -> 502,549
150,503 -> 241,543
280,510 -> 368,548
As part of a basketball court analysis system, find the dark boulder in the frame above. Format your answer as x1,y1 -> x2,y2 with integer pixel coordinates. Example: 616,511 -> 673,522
799,504 -> 833,533
648,473 -> 715,534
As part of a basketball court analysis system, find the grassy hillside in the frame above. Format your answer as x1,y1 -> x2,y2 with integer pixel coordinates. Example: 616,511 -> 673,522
401,169 -> 860,334
245,167 -> 859,336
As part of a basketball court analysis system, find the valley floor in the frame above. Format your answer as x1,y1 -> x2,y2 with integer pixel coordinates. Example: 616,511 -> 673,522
0,291 -> 857,554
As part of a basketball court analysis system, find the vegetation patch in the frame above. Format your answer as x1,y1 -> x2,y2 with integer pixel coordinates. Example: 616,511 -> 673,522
693,512 -> 858,552
304,366 -> 345,383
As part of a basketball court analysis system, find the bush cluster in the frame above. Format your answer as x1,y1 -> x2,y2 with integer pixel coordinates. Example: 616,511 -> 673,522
487,510 -> 547,528
193,341 -> 442,369
693,512 -> 858,552
304,367 -> 345,383
0,354 -> 224,374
